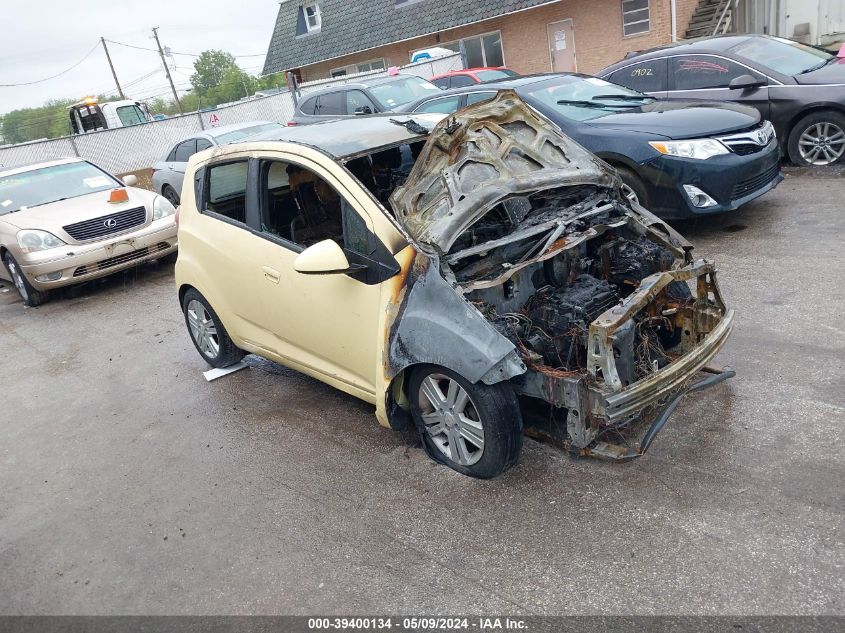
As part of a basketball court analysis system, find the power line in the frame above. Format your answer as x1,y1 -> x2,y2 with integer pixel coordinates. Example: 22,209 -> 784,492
0,42 -> 100,87
104,38 -> 265,59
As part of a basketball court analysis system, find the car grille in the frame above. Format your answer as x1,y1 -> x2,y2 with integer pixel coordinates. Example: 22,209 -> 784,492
732,164 -> 780,200
63,206 -> 147,242
717,121 -> 776,157
72,242 -> 170,277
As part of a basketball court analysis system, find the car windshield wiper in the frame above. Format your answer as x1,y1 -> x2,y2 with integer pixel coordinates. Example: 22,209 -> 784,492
592,94 -> 656,101
798,57 -> 835,74
556,99 -> 639,109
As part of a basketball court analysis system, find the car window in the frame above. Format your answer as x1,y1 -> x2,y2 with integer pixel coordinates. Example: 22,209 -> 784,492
432,77 -> 450,90
729,36 -> 832,75
116,105 -> 146,126
608,58 -> 668,93
465,91 -> 497,106
205,161 -> 248,224
523,75 -> 653,122
299,96 -> 318,115
346,90 -> 377,115
166,145 -> 179,162
475,69 -> 518,82
414,96 -> 462,114
671,55 -> 759,90
450,75 -> 476,88
0,161 -> 119,215
257,160 -> 371,255
174,140 -> 197,163
368,76 -> 441,109
317,91 -> 346,115
196,138 -> 213,152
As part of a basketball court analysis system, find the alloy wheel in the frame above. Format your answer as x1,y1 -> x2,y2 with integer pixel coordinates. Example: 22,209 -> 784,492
798,122 -> 845,166
186,299 -> 220,359
417,373 -> 485,466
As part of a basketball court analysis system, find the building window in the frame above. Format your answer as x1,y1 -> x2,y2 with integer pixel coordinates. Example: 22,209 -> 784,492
622,0 -> 650,36
415,31 -> 504,69
330,58 -> 386,78
305,3 -> 321,31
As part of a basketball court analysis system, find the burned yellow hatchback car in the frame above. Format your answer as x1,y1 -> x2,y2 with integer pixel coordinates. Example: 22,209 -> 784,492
175,92 -> 734,478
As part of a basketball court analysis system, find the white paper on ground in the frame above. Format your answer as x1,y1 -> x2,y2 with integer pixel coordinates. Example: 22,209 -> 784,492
203,361 -> 248,382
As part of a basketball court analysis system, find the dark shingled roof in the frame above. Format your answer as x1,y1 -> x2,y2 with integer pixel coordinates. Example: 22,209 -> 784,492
263,0 -> 560,75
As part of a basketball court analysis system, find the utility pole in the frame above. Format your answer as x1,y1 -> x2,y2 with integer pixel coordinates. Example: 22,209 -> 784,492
100,38 -> 125,99
152,27 -> 183,114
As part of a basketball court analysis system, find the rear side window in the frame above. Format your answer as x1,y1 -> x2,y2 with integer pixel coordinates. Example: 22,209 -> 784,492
465,91 -> 496,106
206,161 -> 248,224
450,75 -> 476,88
317,91 -> 345,115
299,96 -> 318,115
608,58 -> 668,93
432,77 -> 450,90
414,96 -> 461,114
174,140 -> 197,162
671,55 -> 756,90
196,138 -> 213,152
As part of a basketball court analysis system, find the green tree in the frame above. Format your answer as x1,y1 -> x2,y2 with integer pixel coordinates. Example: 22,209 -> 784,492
190,50 -> 237,97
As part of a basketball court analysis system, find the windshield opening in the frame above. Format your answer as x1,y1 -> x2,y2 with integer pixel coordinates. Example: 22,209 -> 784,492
215,122 -> 285,144
523,76 -> 653,121
0,162 -> 119,215
729,37 -> 833,75
369,76 -> 441,109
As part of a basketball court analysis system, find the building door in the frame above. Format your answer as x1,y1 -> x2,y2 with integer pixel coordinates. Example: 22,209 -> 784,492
547,20 -> 576,72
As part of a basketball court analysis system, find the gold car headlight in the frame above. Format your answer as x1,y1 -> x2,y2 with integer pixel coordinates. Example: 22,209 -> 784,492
17,229 -> 67,254
153,195 -> 176,220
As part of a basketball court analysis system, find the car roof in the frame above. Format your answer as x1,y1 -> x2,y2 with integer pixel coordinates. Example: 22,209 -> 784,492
204,121 -> 278,139
238,112 -> 444,159
409,73 -> 588,100
436,67 -> 509,76
607,34 -> 767,66
0,157 -> 85,178
298,73 -> 425,98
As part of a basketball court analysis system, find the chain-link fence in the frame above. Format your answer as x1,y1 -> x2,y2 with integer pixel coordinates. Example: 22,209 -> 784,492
0,54 -> 464,177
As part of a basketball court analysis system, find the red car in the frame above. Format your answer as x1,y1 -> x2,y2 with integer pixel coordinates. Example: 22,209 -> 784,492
430,67 -> 519,90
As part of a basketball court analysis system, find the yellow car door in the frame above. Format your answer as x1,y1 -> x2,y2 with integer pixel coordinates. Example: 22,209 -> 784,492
243,150 -> 408,404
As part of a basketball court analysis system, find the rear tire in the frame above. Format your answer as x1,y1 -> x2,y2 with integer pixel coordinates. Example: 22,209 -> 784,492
3,253 -> 49,307
408,365 -> 523,479
787,110 -> 845,166
181,288 -> 244,368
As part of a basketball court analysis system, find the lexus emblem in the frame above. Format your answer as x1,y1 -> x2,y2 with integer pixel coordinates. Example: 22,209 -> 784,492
104,218 -> 118,229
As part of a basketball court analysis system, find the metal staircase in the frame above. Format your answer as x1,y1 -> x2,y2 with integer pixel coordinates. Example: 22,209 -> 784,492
685,0 -> 738,40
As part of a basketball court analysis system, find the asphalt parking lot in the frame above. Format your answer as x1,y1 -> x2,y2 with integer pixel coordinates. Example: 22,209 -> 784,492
1,167 -> 843,616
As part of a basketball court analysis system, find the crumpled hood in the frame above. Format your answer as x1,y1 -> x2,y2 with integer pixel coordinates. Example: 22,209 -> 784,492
389,90 -> 618,254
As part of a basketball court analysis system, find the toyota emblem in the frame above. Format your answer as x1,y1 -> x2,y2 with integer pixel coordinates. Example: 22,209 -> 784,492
755,130 -> 767,145
104,218 -> 118,229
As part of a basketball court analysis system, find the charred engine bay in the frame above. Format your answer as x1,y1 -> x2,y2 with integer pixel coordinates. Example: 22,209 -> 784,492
449,186 -> 692,388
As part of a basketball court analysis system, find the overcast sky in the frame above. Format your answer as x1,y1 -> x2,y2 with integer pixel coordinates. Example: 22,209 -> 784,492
0,0 -> 281,114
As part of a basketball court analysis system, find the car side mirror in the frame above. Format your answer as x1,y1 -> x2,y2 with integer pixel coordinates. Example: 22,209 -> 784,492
354,106 -> 373,115
294,239 -> 366,275
729,74 -> 765,90
122,174 -> 139,187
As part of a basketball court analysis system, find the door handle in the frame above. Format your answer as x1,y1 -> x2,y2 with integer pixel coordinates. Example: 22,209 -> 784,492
262,266 -> 281,284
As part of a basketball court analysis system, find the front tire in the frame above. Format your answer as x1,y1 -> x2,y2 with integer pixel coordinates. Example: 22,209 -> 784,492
162,184 -> 181,206
788,111 -> 845,166
3,253 -> 48,307
408,365 -> 523,479
181,288 -> 244,368
615,166 -> 650,209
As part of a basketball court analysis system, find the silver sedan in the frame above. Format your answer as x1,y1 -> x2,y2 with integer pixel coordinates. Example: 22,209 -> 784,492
151,121 -> 283,205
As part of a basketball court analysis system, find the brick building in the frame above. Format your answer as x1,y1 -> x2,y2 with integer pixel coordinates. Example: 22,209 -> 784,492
263,0 -> 706,82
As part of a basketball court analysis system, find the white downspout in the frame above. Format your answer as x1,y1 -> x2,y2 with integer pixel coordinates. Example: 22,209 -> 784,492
671,0 -> 678,41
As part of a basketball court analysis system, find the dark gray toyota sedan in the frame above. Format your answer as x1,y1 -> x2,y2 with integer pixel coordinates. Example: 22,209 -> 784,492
598,35 -> 845,166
